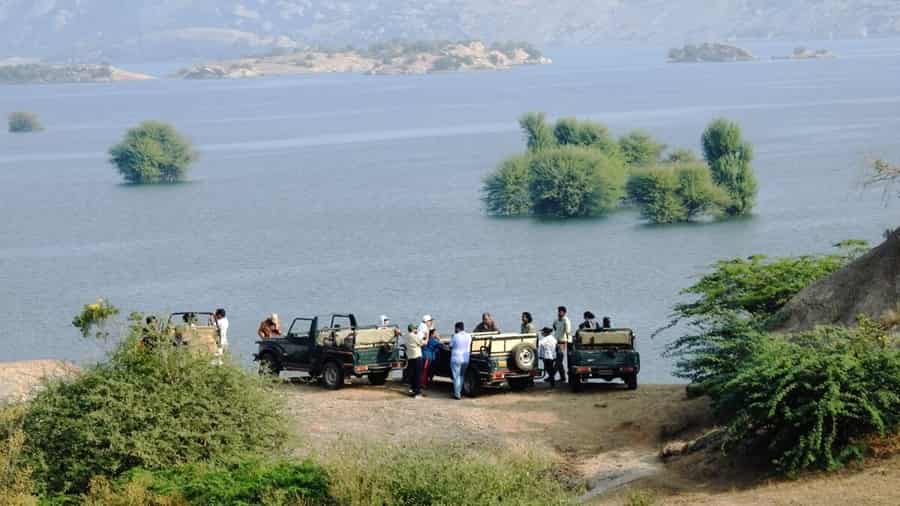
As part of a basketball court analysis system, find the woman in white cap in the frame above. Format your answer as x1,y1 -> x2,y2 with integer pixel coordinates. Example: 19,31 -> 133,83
257,313 -> 282,339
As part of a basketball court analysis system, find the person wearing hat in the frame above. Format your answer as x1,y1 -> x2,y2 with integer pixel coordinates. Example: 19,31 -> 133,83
257,313 -> 282,339
406,315 -> 430,398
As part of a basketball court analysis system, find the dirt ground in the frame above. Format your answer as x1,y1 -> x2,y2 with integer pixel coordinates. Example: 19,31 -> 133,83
279,375 -> 900,505
0,360 -> 78,402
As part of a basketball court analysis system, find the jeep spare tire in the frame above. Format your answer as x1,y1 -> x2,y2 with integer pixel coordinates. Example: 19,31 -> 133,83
510,343 -> 537,372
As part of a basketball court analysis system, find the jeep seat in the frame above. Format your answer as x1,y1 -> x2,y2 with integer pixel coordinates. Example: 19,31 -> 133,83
577,329 -> 634,348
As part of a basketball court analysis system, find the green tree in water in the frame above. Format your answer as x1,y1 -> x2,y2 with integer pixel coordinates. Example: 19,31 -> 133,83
618,130 -> 666,166
109,121 -> 197,184
528,146 -> 626,218
518,112 -> 556,153
701,118 -> 757,216
481,155 -> 532,216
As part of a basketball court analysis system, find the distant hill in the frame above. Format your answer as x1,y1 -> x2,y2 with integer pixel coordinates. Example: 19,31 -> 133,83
1,0 -> 899,61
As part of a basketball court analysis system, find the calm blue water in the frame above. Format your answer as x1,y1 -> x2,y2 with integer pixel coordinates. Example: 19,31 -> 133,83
1,40 -> 898,382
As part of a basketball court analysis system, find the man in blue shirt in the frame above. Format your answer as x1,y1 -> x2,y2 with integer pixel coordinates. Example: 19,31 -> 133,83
450,321 -> 472,400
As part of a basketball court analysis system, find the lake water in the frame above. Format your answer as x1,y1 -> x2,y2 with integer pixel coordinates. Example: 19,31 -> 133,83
1,40 -> 898,382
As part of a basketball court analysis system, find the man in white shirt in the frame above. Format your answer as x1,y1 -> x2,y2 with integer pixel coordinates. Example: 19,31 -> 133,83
538,327 -> 558,388
213,308 -> 229,364
552,306 -> 571,383
449,321 -> 472,400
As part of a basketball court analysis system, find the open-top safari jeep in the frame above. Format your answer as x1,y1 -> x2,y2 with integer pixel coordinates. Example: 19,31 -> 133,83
254,313 -> 404,389
568,328 -> 640,392
166,312 -> 221,354
433,331 -> 539,397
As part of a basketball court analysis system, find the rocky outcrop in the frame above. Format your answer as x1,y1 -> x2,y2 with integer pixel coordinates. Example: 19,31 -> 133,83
773,47 -> 837,60
0,63 -> 153,84
776,229 -> 900,332
174,41 -> 550,79
667,43 -> 755,63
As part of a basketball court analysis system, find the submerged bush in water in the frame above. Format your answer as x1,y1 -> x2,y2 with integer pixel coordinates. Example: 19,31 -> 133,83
627,163 -> 728,224
482,155 -> 532,216
618,130 -> 666,167
7,111 -> 43,133
109,121 -> 196,184
701,118 -> 757,216
528,146 -> 626,218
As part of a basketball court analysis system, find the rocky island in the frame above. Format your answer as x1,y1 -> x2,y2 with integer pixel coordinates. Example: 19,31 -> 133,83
174,40 -> 550,79
667,42 -> 755,63
773,46 -> 836,60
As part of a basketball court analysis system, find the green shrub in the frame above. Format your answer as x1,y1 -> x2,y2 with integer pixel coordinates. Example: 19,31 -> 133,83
481,155 -> 532,216
665,148 -> 698,163
552,117 -> 619,155
0,405 -> 38,505
20,334 -> 288,496
717,327 -> 900,475
322,442 -> 571,506
519,112 -> 556,153
8,111 -> 43,133
114,459 -> 331,506
109,121 -> 196,184
701,118 -> 757,216
618,130 -> 665,166
627,164 -> 727,223
528,146 -> 626,217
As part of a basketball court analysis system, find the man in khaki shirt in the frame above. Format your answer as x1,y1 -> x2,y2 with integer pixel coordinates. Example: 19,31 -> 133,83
552,306 -> 571,382
406,315 -> 429,398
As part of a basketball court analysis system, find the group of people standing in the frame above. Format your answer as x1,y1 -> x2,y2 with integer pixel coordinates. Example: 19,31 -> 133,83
401,306 -> 608,398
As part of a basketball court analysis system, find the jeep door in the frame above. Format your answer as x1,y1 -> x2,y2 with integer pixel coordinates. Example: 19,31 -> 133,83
284,318 -> 315,368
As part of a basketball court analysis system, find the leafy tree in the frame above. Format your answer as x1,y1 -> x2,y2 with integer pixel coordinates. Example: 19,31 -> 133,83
7,111 -> 43,133
627,167 -> 686,223
518,112 -> 556,152
482,155 -> 532,216
701,118 -> 757,215
109,121 -> 196,184
618,130 -> 666,166
552,117 -> 619,154
666,148 -> 699,163
626,164 -> 727,223
528,146 -> 626,218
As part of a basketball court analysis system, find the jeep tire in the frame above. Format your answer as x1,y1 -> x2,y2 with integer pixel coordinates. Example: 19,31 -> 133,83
322,361 -> 344,390
368,371 -> 389,386
463,369 -> 481,398
510,343 -> 537,372
626,373 -> 638,390
569,374 -> 583,393
258,353 -> 281,377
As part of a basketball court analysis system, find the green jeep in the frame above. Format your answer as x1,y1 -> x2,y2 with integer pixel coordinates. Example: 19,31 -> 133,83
254,313 -> 405,389
568,328 -> 640,392
433,331 -> 540,397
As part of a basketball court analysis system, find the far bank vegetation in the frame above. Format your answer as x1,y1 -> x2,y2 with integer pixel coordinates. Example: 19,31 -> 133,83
482,113 -> 757,223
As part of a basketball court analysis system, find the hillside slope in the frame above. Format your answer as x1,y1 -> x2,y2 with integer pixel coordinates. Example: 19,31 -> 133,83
1,0 -> 899,61
777,228 -> 900,332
